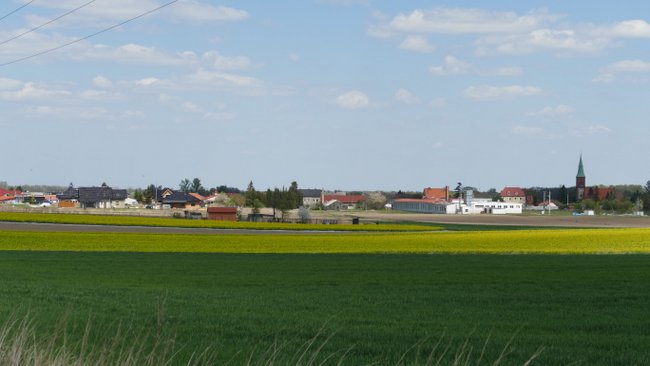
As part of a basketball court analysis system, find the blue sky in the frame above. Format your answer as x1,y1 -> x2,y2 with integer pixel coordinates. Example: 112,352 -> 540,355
1,1 -> 649,191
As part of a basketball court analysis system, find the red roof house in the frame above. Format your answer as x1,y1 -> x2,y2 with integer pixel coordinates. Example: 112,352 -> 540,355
423,187 -> 449,200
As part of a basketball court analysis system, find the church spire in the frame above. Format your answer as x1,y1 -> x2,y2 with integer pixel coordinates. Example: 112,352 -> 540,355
576,154 -> 585,178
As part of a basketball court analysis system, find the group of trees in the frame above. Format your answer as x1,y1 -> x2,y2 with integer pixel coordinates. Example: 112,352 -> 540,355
526,182 -> 650,214
244,181 -> 303,218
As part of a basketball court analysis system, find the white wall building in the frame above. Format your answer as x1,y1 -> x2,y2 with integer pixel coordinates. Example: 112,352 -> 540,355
392,197 -> 522,215
466,198 -> 523,214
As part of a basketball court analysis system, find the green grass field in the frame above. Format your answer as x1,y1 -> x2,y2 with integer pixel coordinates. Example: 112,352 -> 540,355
1,251 -> 649,365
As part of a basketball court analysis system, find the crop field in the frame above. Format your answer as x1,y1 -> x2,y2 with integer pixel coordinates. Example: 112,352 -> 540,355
1,251 -> 650,365
1,228 -> 650,254
1,226 -> 650,365
0,212 -> 438,232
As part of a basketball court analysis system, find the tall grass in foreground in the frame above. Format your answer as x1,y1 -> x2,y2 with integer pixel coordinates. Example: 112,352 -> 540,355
0,315 -> 544,366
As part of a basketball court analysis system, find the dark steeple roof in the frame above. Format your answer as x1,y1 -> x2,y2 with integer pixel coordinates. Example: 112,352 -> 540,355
576,154 -> 585,178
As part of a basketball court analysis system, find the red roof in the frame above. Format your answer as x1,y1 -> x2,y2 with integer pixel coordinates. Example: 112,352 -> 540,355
0,188 -> 21,197
323,194 -> 365,204
423,187 -> 449,200
0,196 -> 15,202
189,192 -> 206,201
500,187 -> 525,197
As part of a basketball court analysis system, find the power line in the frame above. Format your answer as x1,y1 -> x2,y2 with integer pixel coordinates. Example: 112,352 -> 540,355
0,0 -> 37,23
0,0 -> 99,48
0,0 -> 179,67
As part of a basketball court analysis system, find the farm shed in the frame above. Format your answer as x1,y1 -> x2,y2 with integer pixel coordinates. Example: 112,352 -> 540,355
207,207 -> 238,221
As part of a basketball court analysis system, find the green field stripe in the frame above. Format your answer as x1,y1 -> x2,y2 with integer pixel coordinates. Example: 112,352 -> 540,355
2,228 -> 650,254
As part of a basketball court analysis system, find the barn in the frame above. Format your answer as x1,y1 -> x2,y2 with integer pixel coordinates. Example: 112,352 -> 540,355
207,207 -> 238,221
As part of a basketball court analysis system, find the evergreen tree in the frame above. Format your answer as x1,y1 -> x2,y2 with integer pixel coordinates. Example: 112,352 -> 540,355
245,181 -> 257,207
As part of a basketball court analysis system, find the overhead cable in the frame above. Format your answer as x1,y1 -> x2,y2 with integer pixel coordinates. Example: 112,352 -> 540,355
0,0 -> 99,48
0,0 -> 37,23
0,0 -> 179,67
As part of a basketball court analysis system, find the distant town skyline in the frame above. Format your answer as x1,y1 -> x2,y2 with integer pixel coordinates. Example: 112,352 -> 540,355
1,1 -> 649,191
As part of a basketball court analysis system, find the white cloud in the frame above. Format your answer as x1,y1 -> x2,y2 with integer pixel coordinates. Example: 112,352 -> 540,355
93,75 -> 113,88
605,59 -> 650,73
593,73 -> 616,84
182,101 -> 202,113
367,24 -> 394,39
530,104 -> 574,118
0,78 -> 23,90
80,90 -> 108,100
399,35 -> 434,53
594,60 -> 650,83
185,70 -> 261,88
584,125 -> 612,134
135,77 -> 160,86
607,20 -> 650,38
430,56 -> 471,76
478,29 -> 611,55
389,7 -> 555,34
0,82 -> 71,100
394,88 -> 419,104
373,7 -> 650,56
463,85 -> 542,101
166,1 -> 248,23
288,53 -> 300,62
203,51 -> 251,70
335,90 -> 369,109
569,124 -> 612,137
82,44 -> 197,65
26,1 -> 248,26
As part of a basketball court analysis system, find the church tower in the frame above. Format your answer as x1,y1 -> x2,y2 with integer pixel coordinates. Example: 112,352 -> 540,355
576,154 -> 586,200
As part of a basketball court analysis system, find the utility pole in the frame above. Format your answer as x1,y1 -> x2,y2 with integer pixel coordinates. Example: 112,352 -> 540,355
455,182 -> 462,214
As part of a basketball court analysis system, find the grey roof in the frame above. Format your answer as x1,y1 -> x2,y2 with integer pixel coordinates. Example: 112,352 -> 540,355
77,187 -> 127,203
57,186 -> 78,200
158,190 -> 201,204
576,155 -> 585,178
299,189 -> 322,198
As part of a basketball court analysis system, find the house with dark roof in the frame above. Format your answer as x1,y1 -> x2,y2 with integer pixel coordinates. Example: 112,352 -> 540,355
78,186 -> 127,208
156,188 -> 203,209
56,185 -> 127,208
299,189 -> 322,207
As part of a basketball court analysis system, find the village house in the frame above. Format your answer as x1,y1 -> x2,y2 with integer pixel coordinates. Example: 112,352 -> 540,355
156,188 -> 203,209
322,193 -> 365,210
500,187 -> 526,205
299,189 -> 322,207
56,185 -> 127,209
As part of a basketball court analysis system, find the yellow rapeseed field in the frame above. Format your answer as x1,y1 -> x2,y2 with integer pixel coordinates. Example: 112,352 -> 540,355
1,228 -> 650,254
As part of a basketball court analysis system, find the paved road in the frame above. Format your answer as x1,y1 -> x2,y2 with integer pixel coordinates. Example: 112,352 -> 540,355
0,221 -> 345,235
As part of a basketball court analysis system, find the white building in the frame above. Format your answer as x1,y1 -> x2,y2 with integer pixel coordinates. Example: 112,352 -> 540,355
466,198 -> 523,214
392,197 -> 522,215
